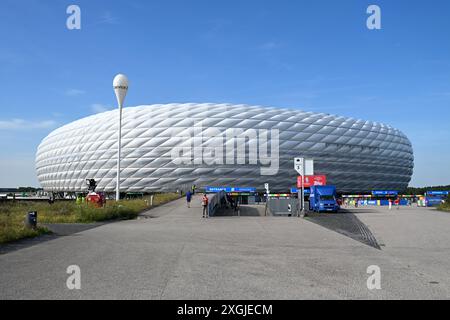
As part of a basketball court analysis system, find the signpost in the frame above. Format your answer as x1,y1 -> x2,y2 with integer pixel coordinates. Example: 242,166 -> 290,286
294,158 -> 314,217
264,183 -> 270,216
295,158 -> 303,217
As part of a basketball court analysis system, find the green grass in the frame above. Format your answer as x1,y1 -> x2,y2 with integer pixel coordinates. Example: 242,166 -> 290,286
437,195 -> 450,212
0,193 -> 180,244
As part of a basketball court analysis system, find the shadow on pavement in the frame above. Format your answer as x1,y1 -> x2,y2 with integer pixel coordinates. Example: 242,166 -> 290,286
214,205 -> 266,217
0,223 -> 106,255
306,211 -> 381,250
339,208 -> 380,214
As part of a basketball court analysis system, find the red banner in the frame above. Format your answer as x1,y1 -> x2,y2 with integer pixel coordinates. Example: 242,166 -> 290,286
297,175 -> 327,188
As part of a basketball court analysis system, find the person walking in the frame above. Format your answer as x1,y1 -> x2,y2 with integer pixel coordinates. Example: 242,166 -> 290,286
388,199 -> 392,210
186,190 -> 192,208
395,198 -> 400,210
201,193 -> 209,218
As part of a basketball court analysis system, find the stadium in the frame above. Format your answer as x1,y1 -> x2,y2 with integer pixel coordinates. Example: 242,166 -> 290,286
35,103 -> 414,193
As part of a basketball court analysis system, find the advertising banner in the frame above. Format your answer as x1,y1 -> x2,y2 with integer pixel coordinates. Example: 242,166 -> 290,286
371,190 -> 398,196
297,175 -> 327,188
205,186 -> 256,193
426,191 -> 449,196
290,188 -> 311,194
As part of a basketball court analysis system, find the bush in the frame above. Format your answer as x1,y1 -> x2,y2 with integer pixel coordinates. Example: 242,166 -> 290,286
37,199 -> 152,223
438,194 -> 450,211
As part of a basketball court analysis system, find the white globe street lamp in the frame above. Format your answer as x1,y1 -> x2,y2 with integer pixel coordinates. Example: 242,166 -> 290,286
113,74 -> 129,201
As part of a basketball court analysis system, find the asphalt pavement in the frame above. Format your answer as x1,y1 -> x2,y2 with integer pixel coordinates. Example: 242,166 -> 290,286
1,196 -> 450,299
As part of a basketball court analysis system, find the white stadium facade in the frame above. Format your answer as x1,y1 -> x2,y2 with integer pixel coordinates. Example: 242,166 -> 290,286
36,103 -> 414,193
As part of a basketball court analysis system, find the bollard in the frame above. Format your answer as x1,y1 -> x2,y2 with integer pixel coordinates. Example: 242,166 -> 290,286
25,211 -> 38,229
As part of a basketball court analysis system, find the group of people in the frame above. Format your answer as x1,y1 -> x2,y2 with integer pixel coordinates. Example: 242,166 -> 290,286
185,185 -> 210,218
388,198 -> 401,210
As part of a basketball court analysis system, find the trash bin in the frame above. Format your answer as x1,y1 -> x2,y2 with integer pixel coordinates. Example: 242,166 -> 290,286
25,211 -> 37,229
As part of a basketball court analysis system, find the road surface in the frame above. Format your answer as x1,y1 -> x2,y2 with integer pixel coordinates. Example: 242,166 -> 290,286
1,197 -> 450,299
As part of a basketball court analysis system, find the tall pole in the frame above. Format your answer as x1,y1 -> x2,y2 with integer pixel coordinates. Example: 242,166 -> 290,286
116,104 -> 122,201
301,166 -> 305,217
113,74 -> 129,201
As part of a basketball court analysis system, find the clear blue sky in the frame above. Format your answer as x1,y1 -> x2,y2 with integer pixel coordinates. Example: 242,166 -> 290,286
0,0 -> 449,188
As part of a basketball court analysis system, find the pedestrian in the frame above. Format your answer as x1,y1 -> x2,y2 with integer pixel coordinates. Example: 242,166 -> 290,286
186,190 -> 192,208
388,199 -> 392,210
395,198 -> 400,210
201,193 -> 209,218
192,184 -> 196,195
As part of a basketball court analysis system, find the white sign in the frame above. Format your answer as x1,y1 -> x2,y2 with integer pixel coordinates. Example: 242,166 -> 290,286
304,159 -> 314,175
294,158 -> 314,175
294,158 -> 304,175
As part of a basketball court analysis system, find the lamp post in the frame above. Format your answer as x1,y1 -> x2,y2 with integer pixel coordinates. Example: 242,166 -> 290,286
113,74 -> 129,201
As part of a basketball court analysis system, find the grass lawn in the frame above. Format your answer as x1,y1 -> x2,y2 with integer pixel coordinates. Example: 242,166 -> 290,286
0,193 -> 180,244
437,196 -> 450,212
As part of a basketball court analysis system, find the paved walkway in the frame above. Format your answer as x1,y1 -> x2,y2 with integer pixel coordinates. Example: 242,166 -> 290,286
1,198 -> 450,299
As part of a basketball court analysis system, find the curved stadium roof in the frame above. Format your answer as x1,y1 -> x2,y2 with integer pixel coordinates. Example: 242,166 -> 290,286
36,103 -> 414,193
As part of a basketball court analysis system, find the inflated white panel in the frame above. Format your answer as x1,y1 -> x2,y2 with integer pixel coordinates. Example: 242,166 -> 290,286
36,103 -> 414,192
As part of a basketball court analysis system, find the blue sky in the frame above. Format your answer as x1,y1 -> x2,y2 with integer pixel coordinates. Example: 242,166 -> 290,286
0,0 -> 449,187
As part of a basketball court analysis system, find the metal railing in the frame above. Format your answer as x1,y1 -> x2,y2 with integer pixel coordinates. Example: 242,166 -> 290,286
206,191 -> 229,217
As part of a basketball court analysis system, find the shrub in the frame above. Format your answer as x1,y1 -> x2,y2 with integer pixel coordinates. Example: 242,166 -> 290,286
438,195 -> 450,211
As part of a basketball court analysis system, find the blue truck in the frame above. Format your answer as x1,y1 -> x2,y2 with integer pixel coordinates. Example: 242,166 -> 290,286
309,185 -> 340,213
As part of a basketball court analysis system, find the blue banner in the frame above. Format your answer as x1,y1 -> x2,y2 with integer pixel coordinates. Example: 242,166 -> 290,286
371,190 -> 398,196
228,187 -> 256,193
205,186 -> 256,193
290,188 -> 311,194
426,191 -> 449,196
205,187 -> 227,193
